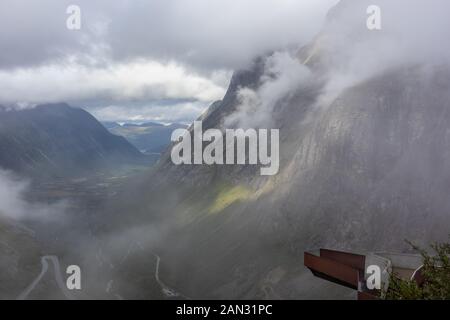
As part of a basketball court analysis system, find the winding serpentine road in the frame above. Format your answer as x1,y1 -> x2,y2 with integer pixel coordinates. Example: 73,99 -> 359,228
17,248 -> 187,300
17,256 -> 75,300
150,251 -> 191,299
151,253 -> 182,298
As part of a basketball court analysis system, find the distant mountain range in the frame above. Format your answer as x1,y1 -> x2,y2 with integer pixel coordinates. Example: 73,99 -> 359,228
0,103 -> 151,178
103,121 -> 187,155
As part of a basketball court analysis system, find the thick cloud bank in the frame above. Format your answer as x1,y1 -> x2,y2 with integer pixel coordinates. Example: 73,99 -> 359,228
0,0 -> 337,122
0,169 -> 66,221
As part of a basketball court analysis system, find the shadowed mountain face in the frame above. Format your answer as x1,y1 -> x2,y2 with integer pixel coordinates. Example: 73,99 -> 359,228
0,103 -> 147,178
104,0 -> 450,299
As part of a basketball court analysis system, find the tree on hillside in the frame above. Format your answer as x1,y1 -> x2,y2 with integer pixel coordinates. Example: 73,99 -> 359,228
385,239 -> 450,300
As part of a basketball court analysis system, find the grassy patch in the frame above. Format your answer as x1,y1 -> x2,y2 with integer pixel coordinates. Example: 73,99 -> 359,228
209,185 -> 253,214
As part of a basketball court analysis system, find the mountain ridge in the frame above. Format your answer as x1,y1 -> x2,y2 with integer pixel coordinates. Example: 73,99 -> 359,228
0,103 -> 149,178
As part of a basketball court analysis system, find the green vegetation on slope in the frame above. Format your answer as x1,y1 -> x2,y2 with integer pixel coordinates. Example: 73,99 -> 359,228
385,239 -> 450,300
209,185 -> 253,214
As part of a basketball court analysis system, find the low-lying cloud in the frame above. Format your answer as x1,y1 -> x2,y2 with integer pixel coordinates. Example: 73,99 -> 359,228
225,52 -> 312,129
0,169 -> 66,221
225,0 -> 450,131
317,0 -> 450,105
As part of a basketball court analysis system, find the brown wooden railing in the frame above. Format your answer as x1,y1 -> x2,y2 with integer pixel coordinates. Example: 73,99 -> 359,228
304,251 -> 361,290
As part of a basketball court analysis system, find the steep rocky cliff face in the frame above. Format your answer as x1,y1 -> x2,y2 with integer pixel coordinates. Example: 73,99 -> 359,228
113,0 -> 450,299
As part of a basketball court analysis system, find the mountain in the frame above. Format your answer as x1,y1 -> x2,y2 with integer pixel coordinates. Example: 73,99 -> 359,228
102,121 -> 122,130
106,0 -> 450,299
0,103 -> 149,178
106,122 -> 187,155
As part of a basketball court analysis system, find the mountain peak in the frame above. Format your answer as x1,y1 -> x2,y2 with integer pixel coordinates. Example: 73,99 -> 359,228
0,103 -> 149,178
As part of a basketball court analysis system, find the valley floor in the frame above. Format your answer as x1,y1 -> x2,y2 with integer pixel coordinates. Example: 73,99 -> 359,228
2,166 -> 353,300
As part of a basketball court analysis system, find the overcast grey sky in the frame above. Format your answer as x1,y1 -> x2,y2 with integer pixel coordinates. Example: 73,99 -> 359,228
0,0 -> 338,123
